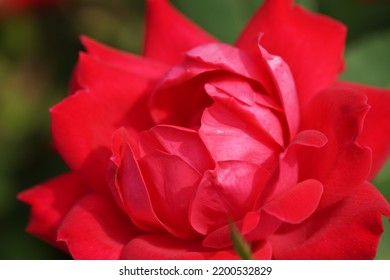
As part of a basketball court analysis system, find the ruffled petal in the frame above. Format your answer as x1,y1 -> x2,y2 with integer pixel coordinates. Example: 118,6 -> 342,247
58,194 -> 139,260
17,173 -> 87,249
269,182 -> 390,259
199,89 -> 281,166
150,42 -> 273,127
337,81 -> 390,179
299,86 -> 372,208
139,125 -> 214,173
144,0 -> 215,65
190,161 -> 269,235
51,49 -> 158,193
236,0 -> 346,108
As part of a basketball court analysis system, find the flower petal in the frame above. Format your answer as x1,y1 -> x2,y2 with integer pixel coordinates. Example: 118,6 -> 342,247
144,0 -> 215,65
258,39 -> 299,139
262,179 -> 323,224
199,91 -> 281,166
139,125 -> 214,173
120,234 -> 210,260
51,50 -> 157,193
149,42 -> 274,127
80,35 -> 168,80
139,151 -> 202,238
17,173 -> 87,250
337,81 -> 390,179
202,211 -> 261,249
236,0 -> 346,108
190,161 -> 270,235
186,42 -> 271,84
120,234 -> 270,260
265,130 -> 328,202
269,182 -> 390,259
299,86 -> 372,208
58,194 -> 139,259
110,129 -> 163,232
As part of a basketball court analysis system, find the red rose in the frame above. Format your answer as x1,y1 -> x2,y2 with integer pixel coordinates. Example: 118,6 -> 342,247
18,0 -> 390,259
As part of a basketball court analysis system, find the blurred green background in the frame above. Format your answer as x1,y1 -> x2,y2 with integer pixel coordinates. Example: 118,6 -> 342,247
0,0 -> 389,259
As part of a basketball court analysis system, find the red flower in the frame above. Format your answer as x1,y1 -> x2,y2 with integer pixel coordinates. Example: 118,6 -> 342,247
18,0 -> 390,259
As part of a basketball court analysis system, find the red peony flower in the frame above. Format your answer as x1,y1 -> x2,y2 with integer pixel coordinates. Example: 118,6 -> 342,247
18,0 -> 390,259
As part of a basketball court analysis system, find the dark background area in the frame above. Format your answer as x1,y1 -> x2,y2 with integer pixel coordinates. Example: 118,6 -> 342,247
0,0 -> 389,259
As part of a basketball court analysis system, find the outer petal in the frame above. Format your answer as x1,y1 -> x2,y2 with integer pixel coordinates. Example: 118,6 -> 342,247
337,81 -> 390,179
144,0 -> 215,65
58,194 -> 139,260
80,36 -> 168,77
298,86 -> 372,208
269,182 -> 390,259
51,48 -> 158,193
236,0 -> 346,108
17,173 -> 87,250
70,36 -> 168,96
120,234 -> 272,260
110,129 -> 163,232
120,234 -> 207,260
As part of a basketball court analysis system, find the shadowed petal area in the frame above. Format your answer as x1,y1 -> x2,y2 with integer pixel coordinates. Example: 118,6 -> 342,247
110,129 -> 163,232
144,0 -> 215,65
337,81 -> 390,180
17,173 -> 87,249
269,182 -> 390,259
139,151 -> 202,238
58,194 -> 139,260
51,48 -> 159,193
236,0 -> 346,108
299,87 -> 372,208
